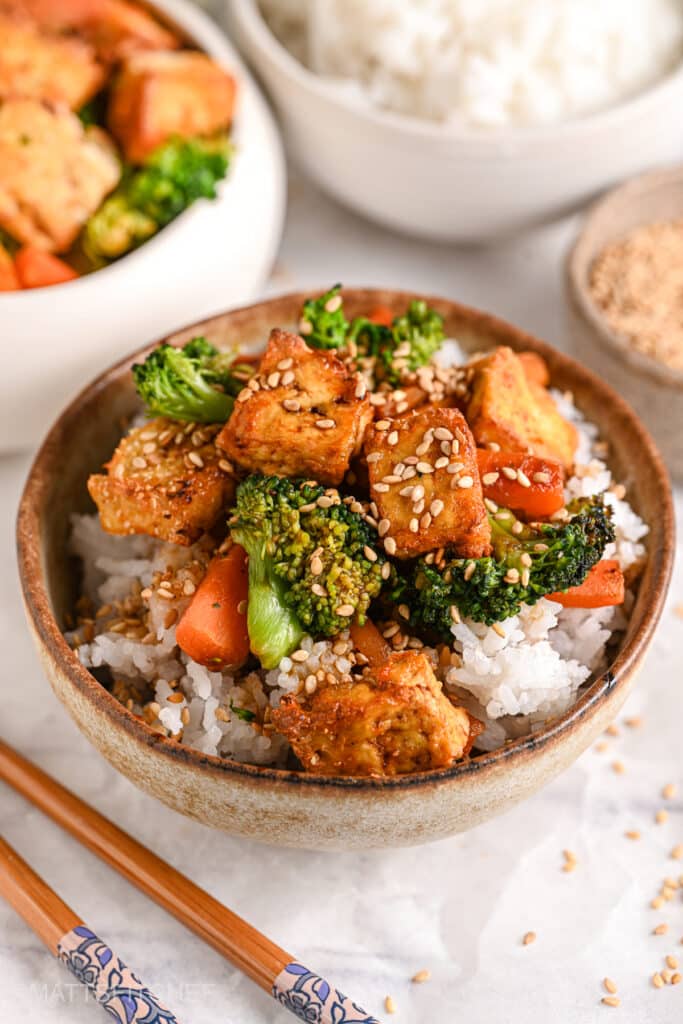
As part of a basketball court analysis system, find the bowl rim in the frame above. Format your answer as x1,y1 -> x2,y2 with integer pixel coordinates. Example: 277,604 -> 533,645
16,289 -> 675,792
567,164 -> 683,392
0,0 -> 255,302
231,0 -> 683,150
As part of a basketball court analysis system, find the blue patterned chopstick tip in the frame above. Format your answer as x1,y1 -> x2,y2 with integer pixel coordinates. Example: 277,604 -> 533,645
273,961 -> 382,1023
57,925 -> 179,1024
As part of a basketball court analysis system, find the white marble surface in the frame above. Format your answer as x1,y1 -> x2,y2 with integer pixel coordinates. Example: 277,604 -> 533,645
2,164 -> 683,1024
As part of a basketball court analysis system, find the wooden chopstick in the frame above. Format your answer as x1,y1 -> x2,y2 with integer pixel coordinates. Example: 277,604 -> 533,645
0,833 -> 181,1023
0,739 -> 381,1023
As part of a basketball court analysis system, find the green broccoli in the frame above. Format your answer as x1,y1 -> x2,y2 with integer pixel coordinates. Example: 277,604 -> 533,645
394,497 -> 615,633
230,474 -> 390,669
84,134 -> 231,264
298,284 -> 349,349
132,336 -> 245,423
347,300 -> 445,386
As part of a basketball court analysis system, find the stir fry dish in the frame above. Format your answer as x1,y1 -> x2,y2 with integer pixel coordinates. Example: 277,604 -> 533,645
71,288 -> 644,777
0,0 -> 236,290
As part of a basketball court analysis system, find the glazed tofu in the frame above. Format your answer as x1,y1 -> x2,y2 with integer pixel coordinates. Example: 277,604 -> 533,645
272,651 -> 479,777
108,51 -> 236,162
88,418 -> 235,546
0,99 -> 120,252
3,0 -> 179,61
365,407 -> 491,559
217,329 -> 373,487
467,346 -> 577,469
0,15 -> 105,109
518,350 -> 550,388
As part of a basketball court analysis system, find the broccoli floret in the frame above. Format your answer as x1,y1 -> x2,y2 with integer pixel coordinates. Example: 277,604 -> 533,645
132,336 -> 242,423
349,299 -> 445,386
84,134 -> 230,264
230,474 -> 390,669
298,284 -> 349,349
395,497 -> 615,633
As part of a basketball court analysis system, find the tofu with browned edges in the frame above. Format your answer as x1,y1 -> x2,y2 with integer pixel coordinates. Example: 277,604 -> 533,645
467,346 -> 577,469
217,329 -> 373,487
272,651 -> 478,776
365,407 -> 490,559
88,419 -> 235,546
0,99 -> 120,252
108,50 -> 236,162
0,14 -> 105,109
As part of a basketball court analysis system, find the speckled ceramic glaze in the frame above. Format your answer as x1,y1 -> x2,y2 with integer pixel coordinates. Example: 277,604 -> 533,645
16,291 -> 674,850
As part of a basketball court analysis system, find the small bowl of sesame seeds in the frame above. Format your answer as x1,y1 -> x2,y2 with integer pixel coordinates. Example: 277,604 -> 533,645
567,165 -> 683,480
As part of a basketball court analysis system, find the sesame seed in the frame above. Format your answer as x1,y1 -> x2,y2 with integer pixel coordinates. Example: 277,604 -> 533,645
533,471 -> 552,483
420,513 -> 432,530
311,583 -> 326,597
464,562 -> 476,582
411,484 -> 425,501
381,562 -> 391,579
237,600 -> 247,615
367,451 -> 382,463
671,845 -> 683,860
413,499 -> 424,515
667,956 -> 679,970
656,810 -> 669,825
247,378 -> 260,391
298,318 -> 313,335
316,418 -> 336,430
336,604 -> 354,617
283,398 -> 300,412
378,519 -> 391,536
603,978 -> 618,994
482,471 -> 500,485
663,783 -> 677,799
384,996 -> 397,1015
417,461 -> 434,474
267,371 -> 281,388
492,623 -> 506,638
653,973 -> 665,988
132,456 -> 147,469
502,466 -> 518,480
218,459 -> 234,474
167,692 -> 184,704
409,518 -> 419,533
430,499 -> 444,517
277,357 -> 293,370
396,401 -> 409,413
310,556 -> 323,575
434,456 -> 449,469
450,605 -> 460,623
412,970 -> 431,984
447,462 -> 464,475
304,676 -> 317,695
416,442 -> 431,457
652,897 -> 664,909
672,973 -> 682,985
237,389 -> 251,403
384,537 -> 397,555
654,923 -> 669,935
625,830 -> 641,840
601,997 -> 620,1008
383,623 -> 400,638
188,451 -> 204,468
317,495 -> 334,508
281,370 -> 296,386
523,931 -> 536,946
376,419 -> 391,431
364,545 -> 378,562
355,379 -> 367,399
434,427 -> 453,441
612,760 -> 625,774
517,470 -> 531,488
325,294 -> 342,313
291,649 -> 309,663
458,476 -> 474,489
398,604 -> 410,620
374,482 -> 390,493
387,431 -> 399,446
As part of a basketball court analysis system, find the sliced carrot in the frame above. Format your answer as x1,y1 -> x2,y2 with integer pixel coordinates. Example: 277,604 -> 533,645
548,559 -> 625,609
0,244 -> 19,291
176,545 -> 250,669
14,246 -> 78,289
477,449 -> 565,518
367,304 -> 394,328
350,618 -> 391,668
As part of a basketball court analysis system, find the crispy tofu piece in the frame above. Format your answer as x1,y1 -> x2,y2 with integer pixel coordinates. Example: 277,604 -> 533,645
365,407 -> 490,559
467,346 -> 577,469
0,15 -> 105,109
3,0 -> 179,61
0,99 -> 120,252
108,50 -> 236,163
217,329 -> 373,487
88,418 -> 235,546
272,650 -> 479,777
518,350 -> 550,388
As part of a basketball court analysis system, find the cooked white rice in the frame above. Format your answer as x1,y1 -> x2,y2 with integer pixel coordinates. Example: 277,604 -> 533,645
68,370 -> 647,766
260,0 -> 683,128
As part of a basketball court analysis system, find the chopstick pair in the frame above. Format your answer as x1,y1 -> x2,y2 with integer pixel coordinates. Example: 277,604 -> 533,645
0,738 -> 381,1024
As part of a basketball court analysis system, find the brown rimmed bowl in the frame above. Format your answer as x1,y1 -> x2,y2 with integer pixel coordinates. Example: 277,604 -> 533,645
16,290 -> 675,850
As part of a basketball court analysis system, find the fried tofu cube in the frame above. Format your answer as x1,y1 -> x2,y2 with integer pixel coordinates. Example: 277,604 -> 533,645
4,0 -> 179,61
272,650 -> 479,777
0,15 -> 105,109
0,99 -> 120,252
467,346 -> 577,469
365,407 -> 490,559
518,350 -> 550,388
88,418 -> 235,546
217,329 -> 373,487
108,51 -> 236,163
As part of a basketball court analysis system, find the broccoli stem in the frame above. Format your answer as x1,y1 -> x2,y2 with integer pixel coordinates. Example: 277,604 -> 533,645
245,551 -> 304,670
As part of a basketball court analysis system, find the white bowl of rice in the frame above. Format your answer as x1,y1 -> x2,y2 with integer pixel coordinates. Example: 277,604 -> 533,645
228,0 -> 683,241
17,289 -> 674,850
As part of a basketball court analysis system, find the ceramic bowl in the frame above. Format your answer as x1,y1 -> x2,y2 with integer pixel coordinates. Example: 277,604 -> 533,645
566,166 -> 683,481
0,0 -> 286,454
17,290 -> 674,850
228,0 -> 683,243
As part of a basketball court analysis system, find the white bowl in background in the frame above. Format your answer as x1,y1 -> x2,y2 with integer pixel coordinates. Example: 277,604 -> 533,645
0,0 -> 286,453
228,0 -> 683,244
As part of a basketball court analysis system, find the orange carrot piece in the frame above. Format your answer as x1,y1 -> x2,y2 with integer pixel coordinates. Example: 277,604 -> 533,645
176,546 -> 250,669
350,618 -> 391,668
368,305 -> 394,328
0,245 -> 19,291
548,559 -> 625,608
14,247 -> 78,289
477,449 -> 565,518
